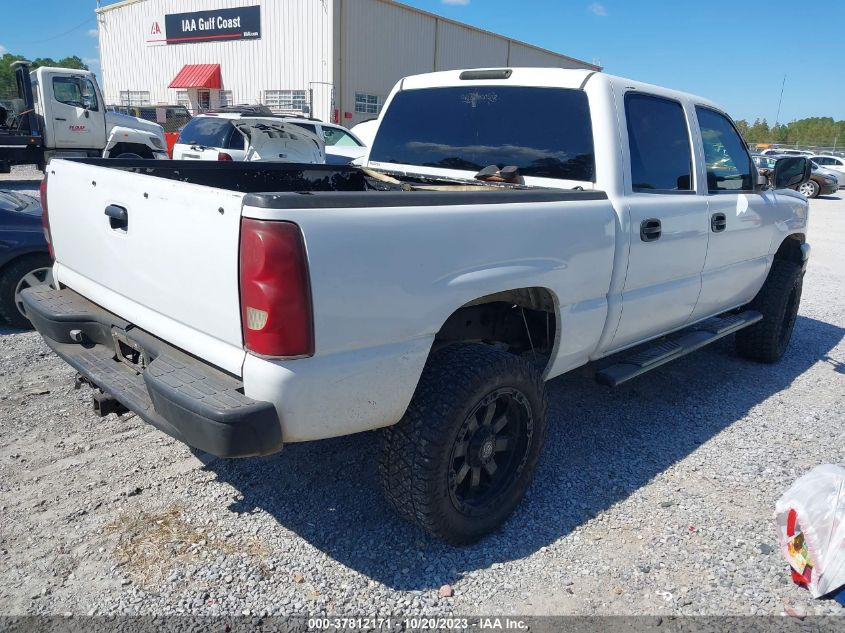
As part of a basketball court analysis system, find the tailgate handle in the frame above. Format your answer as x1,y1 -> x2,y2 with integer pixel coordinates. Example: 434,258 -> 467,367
105,205 -> 128,230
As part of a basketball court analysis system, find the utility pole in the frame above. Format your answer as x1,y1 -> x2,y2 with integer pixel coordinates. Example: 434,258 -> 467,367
774,74 -> 786,143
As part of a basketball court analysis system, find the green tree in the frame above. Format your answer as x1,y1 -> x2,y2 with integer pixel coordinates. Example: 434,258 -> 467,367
1,51 -> 88,100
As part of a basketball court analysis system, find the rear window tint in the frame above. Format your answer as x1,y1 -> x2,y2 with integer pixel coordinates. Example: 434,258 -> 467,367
370,86 -> 595,181
177,117 -> 234,148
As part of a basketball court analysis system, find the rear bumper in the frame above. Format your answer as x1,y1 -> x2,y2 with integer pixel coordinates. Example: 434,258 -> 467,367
22,285 -> 282,458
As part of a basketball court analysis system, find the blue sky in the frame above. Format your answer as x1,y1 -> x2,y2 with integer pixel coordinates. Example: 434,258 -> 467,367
1,0 -> 842,123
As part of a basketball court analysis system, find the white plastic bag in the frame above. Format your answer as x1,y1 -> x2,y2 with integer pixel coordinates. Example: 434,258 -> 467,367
775,464 -> 845,598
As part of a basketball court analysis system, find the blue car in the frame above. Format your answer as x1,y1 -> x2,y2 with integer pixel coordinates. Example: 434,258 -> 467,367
0,188 -> 52,328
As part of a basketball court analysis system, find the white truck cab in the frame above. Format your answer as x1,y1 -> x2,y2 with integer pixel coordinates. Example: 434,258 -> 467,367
29,67 -> 167,164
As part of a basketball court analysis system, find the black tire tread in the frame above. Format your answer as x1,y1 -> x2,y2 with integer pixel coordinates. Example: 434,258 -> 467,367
379,343 -> 547,544
735,259 -> 803,363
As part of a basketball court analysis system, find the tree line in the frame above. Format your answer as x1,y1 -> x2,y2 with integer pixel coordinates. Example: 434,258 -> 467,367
735,117 -> 844,149
1,52 -> 88,100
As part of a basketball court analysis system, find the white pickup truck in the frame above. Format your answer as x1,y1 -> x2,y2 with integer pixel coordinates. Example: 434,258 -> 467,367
25,68 -> 812,543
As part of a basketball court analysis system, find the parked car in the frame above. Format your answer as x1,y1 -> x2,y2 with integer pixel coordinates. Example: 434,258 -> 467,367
350,119 -> 379,148
760,148 -> 814,156
753,155 -> 838,198
109,104 -> 192,134
173,112 -> 365,164
172,114 -> 325,163
26,67 -> 812,544
810,155 -> 845,188
0,188 -> 51,329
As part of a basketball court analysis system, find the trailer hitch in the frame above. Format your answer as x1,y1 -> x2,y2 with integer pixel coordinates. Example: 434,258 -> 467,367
92,391 -> 128,417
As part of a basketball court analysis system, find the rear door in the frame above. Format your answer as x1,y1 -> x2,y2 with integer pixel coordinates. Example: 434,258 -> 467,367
44,73 -> 107,150
607,91 -> 709,351
47,160 -> 247,374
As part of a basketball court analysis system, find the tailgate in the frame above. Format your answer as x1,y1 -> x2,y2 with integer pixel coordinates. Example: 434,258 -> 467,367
46,159 -> 247,375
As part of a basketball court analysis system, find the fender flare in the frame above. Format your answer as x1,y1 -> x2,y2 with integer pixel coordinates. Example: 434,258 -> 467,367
102,126 -> 161,157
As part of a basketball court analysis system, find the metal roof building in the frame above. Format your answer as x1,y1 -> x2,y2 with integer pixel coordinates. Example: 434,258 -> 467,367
96,0 -> 600,125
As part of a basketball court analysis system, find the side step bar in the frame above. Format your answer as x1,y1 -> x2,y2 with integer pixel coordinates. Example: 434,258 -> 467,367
595,310 -> 763,387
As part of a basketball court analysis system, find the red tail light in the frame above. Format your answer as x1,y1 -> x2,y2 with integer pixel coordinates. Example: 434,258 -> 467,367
218,152 -> 233,161
239,219 -> 313,358
39,176 -> 54,259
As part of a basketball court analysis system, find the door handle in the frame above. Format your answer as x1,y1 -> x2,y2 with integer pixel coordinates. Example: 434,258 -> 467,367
105,205 -> 128,230
640,218 -> 662,242
55,117 -> 66,121
711,212 -> 727,233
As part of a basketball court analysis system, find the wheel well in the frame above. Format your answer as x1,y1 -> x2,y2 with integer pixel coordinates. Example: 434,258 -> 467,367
774,234 -> 805,265
434,287 -> 557,371
0,251 -> 50,277
109,142 -> 153,158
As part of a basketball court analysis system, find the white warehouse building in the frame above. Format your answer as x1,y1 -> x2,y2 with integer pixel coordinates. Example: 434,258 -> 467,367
96,0 -> 599,126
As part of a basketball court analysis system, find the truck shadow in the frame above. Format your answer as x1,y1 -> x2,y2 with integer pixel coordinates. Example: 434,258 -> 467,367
201,314 -> 843,591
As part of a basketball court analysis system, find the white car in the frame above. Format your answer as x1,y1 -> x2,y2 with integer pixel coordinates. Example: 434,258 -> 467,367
172,112 -> 363,164
810,155 -> 845,188
28,67 -> 811,544
350,119 -> 379,148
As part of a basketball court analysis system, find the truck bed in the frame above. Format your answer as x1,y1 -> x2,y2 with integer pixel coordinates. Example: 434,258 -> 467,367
44,158 -> 614,395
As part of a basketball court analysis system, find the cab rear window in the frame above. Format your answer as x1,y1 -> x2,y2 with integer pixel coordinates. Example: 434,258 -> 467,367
369,86 -> 595,181
177,117 -> 234,148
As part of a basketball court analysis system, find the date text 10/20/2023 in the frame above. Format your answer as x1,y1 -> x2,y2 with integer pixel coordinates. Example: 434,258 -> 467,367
307,617 -> 529,630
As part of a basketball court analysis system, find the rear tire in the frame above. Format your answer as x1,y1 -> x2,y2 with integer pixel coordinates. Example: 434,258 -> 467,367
735,259 -> 803,363
798,179 -> 819,198
380,344 -> 548,544
0,254 -> 54,329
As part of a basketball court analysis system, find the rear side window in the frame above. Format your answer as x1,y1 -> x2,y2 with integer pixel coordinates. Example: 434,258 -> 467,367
177,117 -> 234,148
696,107 -> 753,192
625,93 -> 692,191
370,86 -> 595,181
322,126 -> 362,147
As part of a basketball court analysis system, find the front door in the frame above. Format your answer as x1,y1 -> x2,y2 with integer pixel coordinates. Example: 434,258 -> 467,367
607,92 -> 709,352
197,90 -> 211,112
690,106 -> 778,321
46,73 -> 107,150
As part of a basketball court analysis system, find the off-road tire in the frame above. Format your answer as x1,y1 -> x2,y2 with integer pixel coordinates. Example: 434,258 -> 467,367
379,343 -> 548,544
735,259 -> 803,363
0,254 -> 53,329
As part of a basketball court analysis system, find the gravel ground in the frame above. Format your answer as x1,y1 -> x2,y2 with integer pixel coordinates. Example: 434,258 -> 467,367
0,187 -> 843,618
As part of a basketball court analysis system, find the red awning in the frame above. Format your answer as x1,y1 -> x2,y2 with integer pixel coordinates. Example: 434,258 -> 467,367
168,64 -> 221,89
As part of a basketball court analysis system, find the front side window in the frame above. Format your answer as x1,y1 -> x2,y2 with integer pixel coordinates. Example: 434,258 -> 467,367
696,106 -> 754,192
355,93 -> 383,115
54,76 -> 99,111
625,93 -> 692,191
322,126 -> 362,147
369,86 -> 595,181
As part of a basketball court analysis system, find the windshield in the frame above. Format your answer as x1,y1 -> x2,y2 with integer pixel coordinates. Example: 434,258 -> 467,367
369,86 -> 595,182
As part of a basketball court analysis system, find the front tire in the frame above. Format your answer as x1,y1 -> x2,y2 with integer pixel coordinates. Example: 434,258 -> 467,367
0,254 -> 54,329
380,344 -> 548,544
736,259 -> 803,363
798,179 -> 819,198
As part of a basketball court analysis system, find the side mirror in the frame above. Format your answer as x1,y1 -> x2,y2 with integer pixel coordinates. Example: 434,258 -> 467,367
773,156 -> 811,190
